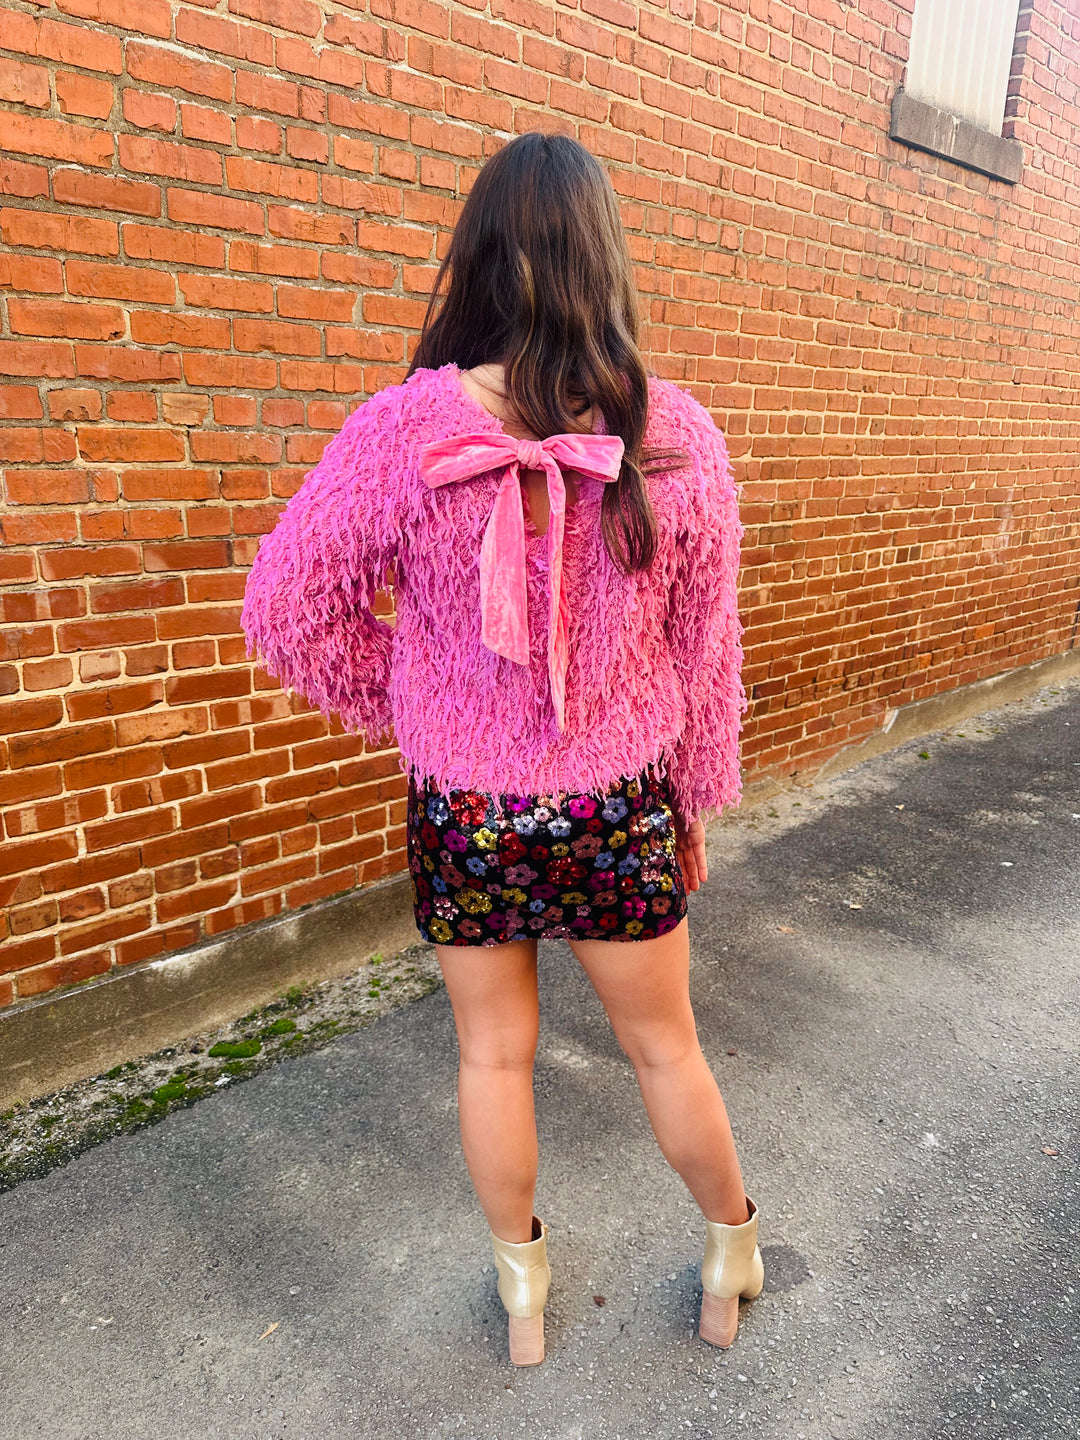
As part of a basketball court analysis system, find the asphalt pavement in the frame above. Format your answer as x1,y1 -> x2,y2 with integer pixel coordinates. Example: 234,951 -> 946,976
2,676 -> 1078,1440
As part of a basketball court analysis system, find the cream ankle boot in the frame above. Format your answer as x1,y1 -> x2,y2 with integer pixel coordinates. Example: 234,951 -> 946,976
699,1194 -> 765,1347
490,1214 -> 551,1365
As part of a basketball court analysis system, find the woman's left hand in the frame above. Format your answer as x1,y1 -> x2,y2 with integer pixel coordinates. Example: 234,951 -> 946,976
673,809 -> 708,891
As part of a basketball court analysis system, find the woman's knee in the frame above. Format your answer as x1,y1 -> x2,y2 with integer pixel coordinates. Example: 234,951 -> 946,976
454,1007 -> 539,1070
457,1026 -> 538,1071
617,1020 -> 701,1074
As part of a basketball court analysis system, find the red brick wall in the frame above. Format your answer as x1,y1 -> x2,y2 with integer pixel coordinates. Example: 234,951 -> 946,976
1,0 -> 1077,1006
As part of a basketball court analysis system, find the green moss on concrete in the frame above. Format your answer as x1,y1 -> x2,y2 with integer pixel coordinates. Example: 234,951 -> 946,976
207,1039 -> 262,1060
0,941 -> 442,1194
258,1018 -> 297,1038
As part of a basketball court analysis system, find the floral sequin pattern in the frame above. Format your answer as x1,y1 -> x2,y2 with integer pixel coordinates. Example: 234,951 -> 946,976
406,766 -> 689,946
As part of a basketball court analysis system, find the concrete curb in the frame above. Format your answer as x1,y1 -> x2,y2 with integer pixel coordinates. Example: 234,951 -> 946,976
3,645 -> 1077,1110
813,647 -> 1080,784
0,870 -> 419,1110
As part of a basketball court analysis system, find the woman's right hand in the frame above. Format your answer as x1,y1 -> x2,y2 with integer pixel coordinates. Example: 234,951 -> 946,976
673,809 -> 708,891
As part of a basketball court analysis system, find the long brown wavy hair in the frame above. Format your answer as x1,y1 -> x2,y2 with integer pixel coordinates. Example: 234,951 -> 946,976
405,131 -> 691,574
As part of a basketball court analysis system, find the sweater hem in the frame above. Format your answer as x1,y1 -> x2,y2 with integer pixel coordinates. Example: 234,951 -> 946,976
396,738 -> 678,807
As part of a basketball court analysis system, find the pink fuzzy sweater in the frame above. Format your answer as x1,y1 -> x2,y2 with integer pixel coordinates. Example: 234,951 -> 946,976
240,362 -> 747,824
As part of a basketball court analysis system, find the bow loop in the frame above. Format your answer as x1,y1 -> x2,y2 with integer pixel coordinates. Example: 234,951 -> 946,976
517,438 -> 546,471
418,427 -> 626,731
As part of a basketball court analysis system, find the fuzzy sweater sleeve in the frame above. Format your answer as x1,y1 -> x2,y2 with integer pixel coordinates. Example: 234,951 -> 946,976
240,393 -> 399,745
663,408 -> 749,826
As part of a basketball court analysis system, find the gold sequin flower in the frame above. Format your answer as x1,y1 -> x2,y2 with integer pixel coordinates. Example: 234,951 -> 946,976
455,887 -> 492,915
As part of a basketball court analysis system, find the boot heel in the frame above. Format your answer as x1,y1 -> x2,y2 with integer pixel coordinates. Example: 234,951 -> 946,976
699,1290 -> 739,1347
508,1312 -> 545,1365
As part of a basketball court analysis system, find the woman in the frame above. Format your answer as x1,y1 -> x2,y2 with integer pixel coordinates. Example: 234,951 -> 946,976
241,132 -> 763,1367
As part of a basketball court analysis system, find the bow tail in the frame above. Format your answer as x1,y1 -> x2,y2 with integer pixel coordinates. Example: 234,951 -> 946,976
544,460 -> 570,732
549,566 -> 571,733
479,468 -> 531,667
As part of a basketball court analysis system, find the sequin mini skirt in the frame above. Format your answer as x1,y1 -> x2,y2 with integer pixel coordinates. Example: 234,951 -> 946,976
406,763 -> 689,946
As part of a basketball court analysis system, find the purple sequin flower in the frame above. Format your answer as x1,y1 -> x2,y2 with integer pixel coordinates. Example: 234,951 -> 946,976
568,795 -> 598,819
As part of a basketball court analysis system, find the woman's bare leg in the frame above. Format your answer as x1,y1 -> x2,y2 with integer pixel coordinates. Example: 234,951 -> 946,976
568,915 -> 750,1225
434,938 -> 541,1243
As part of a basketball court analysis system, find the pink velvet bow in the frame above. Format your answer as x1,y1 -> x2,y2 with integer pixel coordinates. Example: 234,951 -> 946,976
419,430 -> 626,731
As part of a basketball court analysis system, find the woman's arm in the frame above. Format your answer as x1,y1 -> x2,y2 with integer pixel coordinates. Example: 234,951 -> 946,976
240,393 -> 400,745
662,409 -> 748,840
